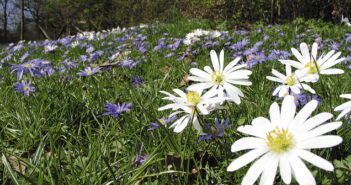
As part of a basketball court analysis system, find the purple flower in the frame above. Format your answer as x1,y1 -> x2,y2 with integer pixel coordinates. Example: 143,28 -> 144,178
267,49 -> 291,60
328,41 -> 340,50
345,33 -> 351,42
132,76 -> 143,88
14,80 -> 35,96
103,102 -> 133,118
79,55 -> 88,62
147,116 -> 177,131
11,60 -> 42,80
164,52 -> 175,58
229,39 -> 249,51
76,67 -> 101,76
132,143 -> 149,166
62,59 -> 78,69
198,118 -> 230,142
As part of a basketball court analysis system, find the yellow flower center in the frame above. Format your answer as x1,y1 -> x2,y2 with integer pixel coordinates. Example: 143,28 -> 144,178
266,127 -> 294,153
87,70 -> 93,75
159,118 -> 167,125
286,75 -> 296,86
304,61 -> 319,74
24,86 -> 29,91
24,63 -> 34,68
186,91 -> 201,105
211,71 -> 224,84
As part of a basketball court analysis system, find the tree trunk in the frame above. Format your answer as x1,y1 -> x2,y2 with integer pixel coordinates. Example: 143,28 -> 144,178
20,0 -> 24,40
3,0 -> 8,42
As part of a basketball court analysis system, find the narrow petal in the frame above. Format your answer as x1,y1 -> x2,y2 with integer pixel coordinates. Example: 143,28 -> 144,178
224,57 -> 241,73
227,148 -> 268,172
291,48 -> 307,64
301,112 -> 333,132
295,149 -> 334,171
210,50 -> 220,71
311,42 -> 318,60
272,69 -> 286,80
188,76 -> 210,82
237,125 -> 271,138
219,49 -> 224,71
242,153 -> 271,185
292,100 -> 318,127
301,122 -> 342,139
281,96 -> 296,126
300,42 -> 311,62
289,154 -> 316,185
173,116 -> 189,133
317,50 -> 335,65
190,68 -> 211,79
231,137 -> 266,152
204,66 -> 213,74
269,102 -> 280,124
259,156 -> 278,185
297,135 -> 343,149
279,154 -> 292,184
320,68 -> 344,75
266,76 -> 285,83
340,94 -> 351,99
336,108 -> 351,120
279,59 -> 304,69
334,101 -> 351,111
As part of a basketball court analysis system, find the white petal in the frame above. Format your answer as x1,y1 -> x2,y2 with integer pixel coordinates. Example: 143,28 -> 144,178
279,154 -> 292,184
320,58 -> 344,70
226,64 -> 247,74
301,112 -> 333,132
334,101 -> 351,111
231,137 -> 266,152
269,102 -> 280,124
227,79 -> 252,86
281,95 -> 296,126
272,86 -> 282,96
237,125 -> 271,138
158,103 -> 177,111
317,50 -> 335,65
259,155 -> 278,185
266,76 -> 285,83
340,94 -> 351,99
242,153 -> 271,185
300,83 -> 316,94
224,57 -> 241,73
188,76 -> 210,82
227,70 -> 252,80
279,59 -> 304,69
204,66 -> 213,74
289,153 -> 316,185
286,64 -> 292,76
173,89 -> 186,98
190,68 -> 211,79
320,68 -> 344,75
336,108 -> 351,120
300,42 -> 311,62
272,69 -> 286,80
192,117 -> 202,132
311,42 -> 318,60
219,49 -> 224,71
210,50 -> 220,71
302,122 -> 342,139
298,135 -> 343,149
227,148 -> 267,172
278,86 -> 289,97
295,149 -> 334,171
173,116 -> 190,133
187,82 -> 214,91
291,48 -> 307,64
292,100 -> 318,127
320,52 -> 342,69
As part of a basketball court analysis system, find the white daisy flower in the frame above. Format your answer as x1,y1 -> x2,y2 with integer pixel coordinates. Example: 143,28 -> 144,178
187,50 -> 252,104
334,93 -> 351,120
266,64 -> 315,97
158,89 -> 223,133
279,42 -> 345,82
227,95 -> 342,185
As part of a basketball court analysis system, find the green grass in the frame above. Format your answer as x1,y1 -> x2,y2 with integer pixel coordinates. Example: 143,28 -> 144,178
1,19 -> 351,184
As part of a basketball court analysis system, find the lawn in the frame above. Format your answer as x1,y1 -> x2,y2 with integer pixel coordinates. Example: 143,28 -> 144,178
1,19 -> 351,184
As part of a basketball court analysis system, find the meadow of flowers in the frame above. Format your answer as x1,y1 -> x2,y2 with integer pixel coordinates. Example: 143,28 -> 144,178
1,19 -> 351,184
